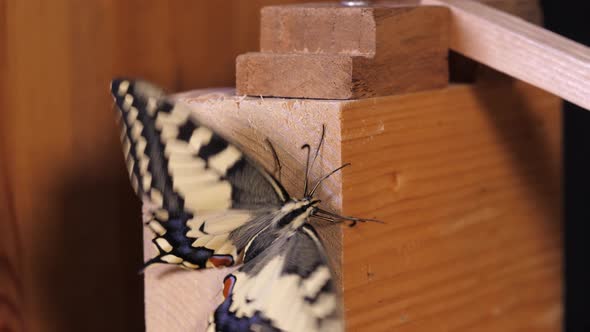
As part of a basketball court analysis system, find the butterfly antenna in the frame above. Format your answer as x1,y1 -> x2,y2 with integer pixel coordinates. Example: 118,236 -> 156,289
309,124 -> 326,180
301,144 -> 311,196
265,138 -> 282,182
302,125 -> 326,197
309,163 -> 351,197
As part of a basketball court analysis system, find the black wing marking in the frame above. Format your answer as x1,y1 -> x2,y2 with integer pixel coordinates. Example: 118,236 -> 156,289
208,224 -> 342,332
111,78 -> 290,268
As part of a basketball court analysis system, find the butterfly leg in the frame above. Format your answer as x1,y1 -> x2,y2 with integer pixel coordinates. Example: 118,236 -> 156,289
315,208 -> 383,226
312,214 -> 357,227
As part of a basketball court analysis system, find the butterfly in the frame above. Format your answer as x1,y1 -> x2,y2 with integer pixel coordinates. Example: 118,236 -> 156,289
110,79 -> 378,332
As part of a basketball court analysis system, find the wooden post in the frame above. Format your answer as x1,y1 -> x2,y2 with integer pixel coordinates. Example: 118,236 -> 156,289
144,1 -> 562,331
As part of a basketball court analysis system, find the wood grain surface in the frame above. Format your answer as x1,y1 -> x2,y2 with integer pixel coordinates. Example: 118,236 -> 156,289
0,1 -> 329,331
341,79 -> 562,331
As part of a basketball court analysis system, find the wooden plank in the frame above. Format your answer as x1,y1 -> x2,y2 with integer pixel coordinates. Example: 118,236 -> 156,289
259,3 -> 380,54
237,4 -> 449,99
341,80 -> 562,331
424,0 -> 590,110
237,52 -> 356,99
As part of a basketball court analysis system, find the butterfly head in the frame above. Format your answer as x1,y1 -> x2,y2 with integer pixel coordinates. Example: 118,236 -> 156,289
275,198 -> 321,231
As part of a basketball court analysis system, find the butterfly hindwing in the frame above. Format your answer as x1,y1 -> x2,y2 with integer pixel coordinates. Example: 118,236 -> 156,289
111,79 -> 290,268
209,224 -> 342,332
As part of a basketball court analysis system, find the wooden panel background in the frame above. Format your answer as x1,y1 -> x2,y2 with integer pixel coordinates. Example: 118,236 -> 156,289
1,1 -> 563,332
0,1 -> 328,331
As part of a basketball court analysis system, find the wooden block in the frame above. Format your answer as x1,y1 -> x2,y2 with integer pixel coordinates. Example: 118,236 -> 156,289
146,79 -> 562,331
260,4 -> 379,55
237,4 -> 450,99
236,53 -> 354,99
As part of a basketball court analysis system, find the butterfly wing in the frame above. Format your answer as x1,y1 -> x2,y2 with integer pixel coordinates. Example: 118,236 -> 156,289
111,78 -> 290,268
209,224 -> 342,332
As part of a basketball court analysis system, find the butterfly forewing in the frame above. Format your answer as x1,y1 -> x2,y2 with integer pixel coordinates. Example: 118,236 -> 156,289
111,79 -> 290,269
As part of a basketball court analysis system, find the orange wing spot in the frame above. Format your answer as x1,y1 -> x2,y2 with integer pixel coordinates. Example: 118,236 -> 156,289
209,255 -> 234,267
223,275 -> 236,298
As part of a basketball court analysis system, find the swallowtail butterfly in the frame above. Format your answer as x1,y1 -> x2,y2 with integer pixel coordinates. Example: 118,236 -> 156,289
110,79 -> 377,332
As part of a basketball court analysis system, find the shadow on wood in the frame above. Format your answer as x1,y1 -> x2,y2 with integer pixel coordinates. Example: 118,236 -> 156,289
474,77 -> 562,223
31,152 -> 144,332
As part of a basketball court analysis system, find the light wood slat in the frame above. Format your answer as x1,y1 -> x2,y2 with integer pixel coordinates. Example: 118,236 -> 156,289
424,0 -> 590,110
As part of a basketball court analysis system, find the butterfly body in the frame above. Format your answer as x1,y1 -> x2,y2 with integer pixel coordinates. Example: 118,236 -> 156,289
110,78 -> 372,331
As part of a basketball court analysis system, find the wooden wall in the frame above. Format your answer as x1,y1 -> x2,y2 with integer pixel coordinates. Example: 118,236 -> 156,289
0,1 -> 327,331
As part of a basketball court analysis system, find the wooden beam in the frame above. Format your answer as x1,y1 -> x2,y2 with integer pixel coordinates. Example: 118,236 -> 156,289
237,4 -> 450,99
423,0 -> 590,110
